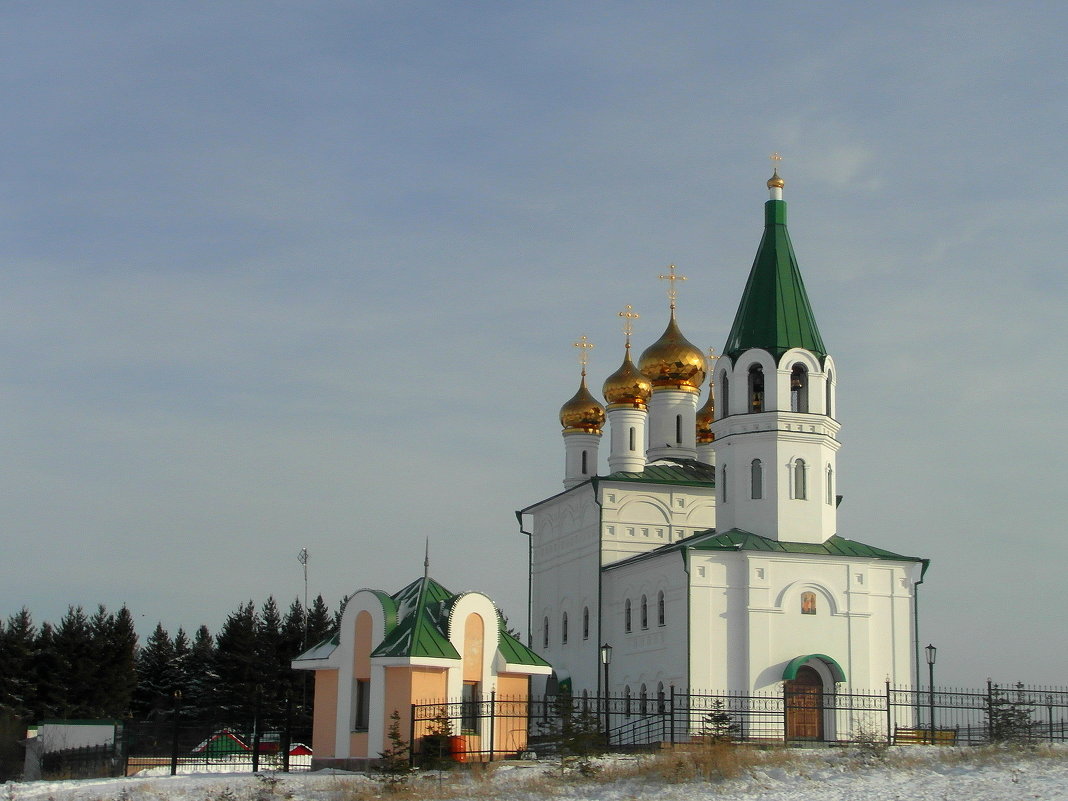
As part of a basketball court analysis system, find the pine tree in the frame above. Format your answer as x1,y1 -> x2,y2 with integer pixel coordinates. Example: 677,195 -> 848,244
135,623 -> 176,718
171,627 -> 191,706
214,601 -> 259,724
90,604 -> 138,717
184,625 -> 218,720
306,595 -> 333,646
377,710 -> 412,788
53,606 -> 93,717
256,597 -> 285,722
0,608 -> 36,719
32,622 -> 60,720
987,682 -> 1035,743
281,598 -> 307,712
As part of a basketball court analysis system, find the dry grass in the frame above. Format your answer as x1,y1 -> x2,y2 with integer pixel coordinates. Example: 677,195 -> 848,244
601,742 -> 797,785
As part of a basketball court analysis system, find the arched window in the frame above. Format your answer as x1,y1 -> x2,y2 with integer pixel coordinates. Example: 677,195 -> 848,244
675,414 -> 682,444
624,599 -> 632,633
793,459 -> 807,500
542,616 -> 549,649
790,364 -> 809,412
561,612 -> 568,644
748,365 -> 764,412
801,591 -> 817,615
657,590 -> 666,626
640,684 -> 648,715
640,595 -> 648,629
629,427 -> 636,451
582,606 -> 589,639
722,373 -> 730,417
826,465 -> 834,505
624,686 -> 632,718
657,682 -> 666,713
825,371 -> 833,417
751,458 -> 763,499
581,450 -> 588,475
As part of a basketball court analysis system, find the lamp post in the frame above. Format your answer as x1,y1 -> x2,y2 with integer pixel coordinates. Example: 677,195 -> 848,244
925,644 -> 937,744
600,643 -> 612,745
1047,694 -> 1055,744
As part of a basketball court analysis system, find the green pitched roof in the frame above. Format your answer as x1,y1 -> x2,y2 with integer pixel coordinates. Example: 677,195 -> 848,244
686,529 -> 925,563
371,576 -> 461,660
497,625 -> 551,668
723,199 -> 826,363
599,458 -> 716,487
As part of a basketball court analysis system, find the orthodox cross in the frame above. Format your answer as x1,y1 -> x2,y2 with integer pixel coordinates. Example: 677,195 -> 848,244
573,335 -> 594,376
707,346 -> 718,368
770,151 -> 782,166
618,305 -> 639,349
658,264 -> 686,310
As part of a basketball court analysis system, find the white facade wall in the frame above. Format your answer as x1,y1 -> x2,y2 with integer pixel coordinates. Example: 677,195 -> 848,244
599,482 -> 716,564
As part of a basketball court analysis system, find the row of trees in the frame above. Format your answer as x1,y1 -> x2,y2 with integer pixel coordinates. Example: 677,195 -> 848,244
0,596 -> 337,725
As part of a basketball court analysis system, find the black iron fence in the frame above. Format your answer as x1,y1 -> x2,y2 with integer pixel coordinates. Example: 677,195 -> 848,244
410,681 -> 1068,763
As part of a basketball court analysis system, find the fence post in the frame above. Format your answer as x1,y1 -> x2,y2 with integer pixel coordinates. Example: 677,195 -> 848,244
489,690 -> 496,762
408,703 -> 417,767
986,679 -> 994,743
885,679 -> 892,744
282,695 -> 292,773
252,687 -> 262,774
170,690 -> 182,776
669,685 -> 676,746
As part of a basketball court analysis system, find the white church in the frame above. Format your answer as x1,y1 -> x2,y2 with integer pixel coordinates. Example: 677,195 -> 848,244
518,168 -> 928,739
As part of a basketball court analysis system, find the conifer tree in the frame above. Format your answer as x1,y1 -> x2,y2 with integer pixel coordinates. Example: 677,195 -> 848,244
256,597 -> 285,721
53,606 -> 93,717
90,604 -> 137,717
214,601 -> 259,724
0,608 -> 36,719
32,622 -> 60,720
281,598 -> 308,710
135,623 -> 176,718
171,627 -> 191,704
306,595 -> 333,646
184,625 -> 218,720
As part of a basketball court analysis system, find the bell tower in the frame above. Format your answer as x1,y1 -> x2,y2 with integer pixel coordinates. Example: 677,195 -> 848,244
710,162 -> 840,543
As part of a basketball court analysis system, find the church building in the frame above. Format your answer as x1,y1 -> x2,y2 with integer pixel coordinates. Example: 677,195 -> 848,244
519,168 -> 928,737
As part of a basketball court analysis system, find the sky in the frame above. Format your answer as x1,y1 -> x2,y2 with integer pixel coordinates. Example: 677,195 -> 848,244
1,2 -> 1066,688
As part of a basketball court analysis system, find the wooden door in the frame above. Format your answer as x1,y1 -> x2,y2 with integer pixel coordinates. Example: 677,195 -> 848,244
785,666 -> 824,740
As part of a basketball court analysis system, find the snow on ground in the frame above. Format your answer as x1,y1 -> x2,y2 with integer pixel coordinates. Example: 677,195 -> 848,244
6,746 -> 1068,801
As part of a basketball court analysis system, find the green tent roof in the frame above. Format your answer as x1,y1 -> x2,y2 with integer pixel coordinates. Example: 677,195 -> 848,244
723,199 -> 826,363
371,576 -> 461,659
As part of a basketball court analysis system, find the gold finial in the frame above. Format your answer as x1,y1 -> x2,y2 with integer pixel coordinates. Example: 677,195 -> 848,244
770,152 -> 782,165
658,264 -> 687,310
618,305 -> 639,349
573,335 -> 594,375
768,153 -> 785,190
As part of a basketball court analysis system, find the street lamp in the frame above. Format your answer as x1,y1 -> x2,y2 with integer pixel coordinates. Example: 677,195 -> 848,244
600,643 -> 613,744
925,644 -> 937,744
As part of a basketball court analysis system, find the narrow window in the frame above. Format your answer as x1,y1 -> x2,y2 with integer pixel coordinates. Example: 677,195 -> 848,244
624,686 -> 632,718
825,370 -> 833,417
657,682 -> 666,714
722,373 -> 730,417
582,606 -> 589,639
543,616 -> 549,649
794,459 -> 807,500
640,684 -> 648,715
629,427 -> 636,451
751,458 -> 763,499
721,466 -> 727,503
748,365 -> 764,412
657,590 -> 666,626
352,679 -> 370,731
581,450 -> 588,474
625,599 -> 632,633
826,465 -> 834,505
791,364 -> 809,412
561,611 -> 568,644
801,591 -> 817,615
461,682 -> 479,733
640,595 -> 648,629
675,414 -> 682,444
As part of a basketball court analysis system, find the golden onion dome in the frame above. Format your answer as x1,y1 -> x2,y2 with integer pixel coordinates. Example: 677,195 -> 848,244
559,374 -> 606,433
638,313 -> 707,392
602,347 -> 652,409
767,168 -> 785,190
696,387 -> 715,443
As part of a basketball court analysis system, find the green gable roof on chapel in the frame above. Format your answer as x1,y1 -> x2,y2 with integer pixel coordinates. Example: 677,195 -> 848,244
723,199 -> 827,363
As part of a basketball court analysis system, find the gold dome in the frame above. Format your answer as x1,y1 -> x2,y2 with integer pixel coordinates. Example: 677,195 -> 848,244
767,169 -> 785,189
696,386 -> 715,443
559,374 -> 606,433
602,347 -> 652,409
638,313 -> 707,392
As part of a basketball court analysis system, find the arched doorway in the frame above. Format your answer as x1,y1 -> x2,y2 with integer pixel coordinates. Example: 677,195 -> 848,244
784,666 -> 824,741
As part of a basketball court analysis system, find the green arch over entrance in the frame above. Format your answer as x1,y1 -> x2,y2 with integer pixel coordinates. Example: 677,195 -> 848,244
782,654 -> 846,683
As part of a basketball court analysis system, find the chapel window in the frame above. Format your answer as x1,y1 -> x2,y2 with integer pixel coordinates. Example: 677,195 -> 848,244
751,458 -> 763,499
825,371 -> 834,417
640,595 -> 648,629
722,373 -> 730,417
675,414 -> 682,444
826,465 -> 834,505
657,590 -> 666,626
794,459 -> 807,500
625,599 -> 632,633
629,427 -> 636,451
624,686 -> 632,718
583,606 -> 589,639
640,684 -> 648,715
352,679 -> 370,732
748,365 -> 764,412
561,611 -> 568,645
657,682 -> 666,713
543,616 -> 549,649
581,450 -> 588,474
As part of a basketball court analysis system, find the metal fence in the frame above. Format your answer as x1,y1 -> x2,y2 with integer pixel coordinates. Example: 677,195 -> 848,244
411,681 -> 1068,762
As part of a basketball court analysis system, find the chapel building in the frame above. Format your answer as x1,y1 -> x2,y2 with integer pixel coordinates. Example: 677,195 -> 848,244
519,170 -> 928,738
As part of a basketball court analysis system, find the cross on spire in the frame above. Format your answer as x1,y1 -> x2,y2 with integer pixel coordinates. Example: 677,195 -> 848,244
573,335 -> 594,375
770,152 -> 782,166
707,346 -> 718,366
658,264 -> 686,310
618,305 -> 639,349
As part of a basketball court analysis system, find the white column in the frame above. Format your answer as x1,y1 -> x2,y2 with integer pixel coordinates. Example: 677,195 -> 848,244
563,431 -> 601,488
606,406 -> 647,473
